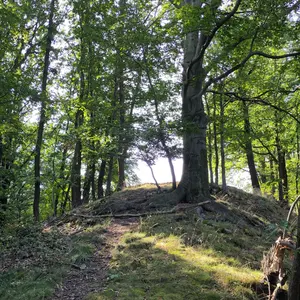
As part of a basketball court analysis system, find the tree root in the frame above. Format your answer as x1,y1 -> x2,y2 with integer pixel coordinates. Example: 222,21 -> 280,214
72,200 -> 211,219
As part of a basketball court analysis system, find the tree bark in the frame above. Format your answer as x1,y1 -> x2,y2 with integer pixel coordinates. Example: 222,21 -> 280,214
33,0 -> 56,221
220,96 -> 227,192
98,160 -> 106,199
83,164 -> 92,204
71,110 -> 83,208
288,205 -> 300,299
275,111 -> 288,205
178,24 -> 210,202
106,156 -> 114,196
204,97 -> 214,185
243,101 -> 261,194
213,96 -> 219,185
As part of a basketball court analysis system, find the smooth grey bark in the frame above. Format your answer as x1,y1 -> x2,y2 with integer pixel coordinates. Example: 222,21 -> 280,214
33,0 -> 56,221
242,101 -> 261,194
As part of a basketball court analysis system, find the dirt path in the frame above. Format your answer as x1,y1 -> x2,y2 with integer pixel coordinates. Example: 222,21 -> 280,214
51,218 -> 138,300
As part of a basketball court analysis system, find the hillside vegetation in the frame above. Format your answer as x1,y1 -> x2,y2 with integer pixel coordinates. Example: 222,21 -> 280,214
0,184 -> 292,299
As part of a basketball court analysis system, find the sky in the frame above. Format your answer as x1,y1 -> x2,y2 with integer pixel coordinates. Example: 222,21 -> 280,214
136,157 -> 252,191
136,157 -> 183,184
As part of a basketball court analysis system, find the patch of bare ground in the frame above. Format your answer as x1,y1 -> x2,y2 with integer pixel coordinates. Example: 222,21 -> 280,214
50,218 -> 138,300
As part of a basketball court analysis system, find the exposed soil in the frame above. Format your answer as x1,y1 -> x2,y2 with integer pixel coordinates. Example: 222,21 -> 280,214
50,218 -> 138,300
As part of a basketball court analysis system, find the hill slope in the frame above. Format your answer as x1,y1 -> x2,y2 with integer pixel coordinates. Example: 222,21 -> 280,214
0,184 -> 292,299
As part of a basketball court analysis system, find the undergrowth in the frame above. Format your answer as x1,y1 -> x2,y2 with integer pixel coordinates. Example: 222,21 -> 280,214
88,211 -> 279,300
0,220 -> 109,300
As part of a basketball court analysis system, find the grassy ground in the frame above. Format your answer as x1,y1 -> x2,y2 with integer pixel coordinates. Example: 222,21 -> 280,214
0,221 -> 109,300
87,214 -> 267,300
0,184 -> 291,299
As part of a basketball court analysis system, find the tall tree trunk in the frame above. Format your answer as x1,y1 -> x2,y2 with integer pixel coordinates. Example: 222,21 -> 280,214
33,0 -> 56,221
220,97 -> 227,192
275,111 -> 288,205
0,137 -> 10,224
288,205 -> 300,299
296,104 -> 299,195
91,163 -> 96,201
61,183 -> 71,215
276,136 -> 288,205
97,160 -> 106,199
106,156 -> 114,196
204,97 -> 214,185
82,164 -> 92,204
178,26 -> 210,202
213,96 -> 219,185
270,157 -> 276,196
71,110 -> 83,208
259,157 -> 267,184
117,67 -> 126,191
243,101 -> 261,194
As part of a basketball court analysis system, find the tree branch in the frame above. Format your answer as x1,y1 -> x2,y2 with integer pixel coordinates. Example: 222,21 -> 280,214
207,90 -> 300,124
202,50 -> 300,97
187,0 -> 242,78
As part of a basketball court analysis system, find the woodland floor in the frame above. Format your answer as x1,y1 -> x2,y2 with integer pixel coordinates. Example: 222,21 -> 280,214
0,183 -> 295,299
50,218 -> 138,300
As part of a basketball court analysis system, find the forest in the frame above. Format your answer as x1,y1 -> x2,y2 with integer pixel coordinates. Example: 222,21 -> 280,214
1,0 -> 300,299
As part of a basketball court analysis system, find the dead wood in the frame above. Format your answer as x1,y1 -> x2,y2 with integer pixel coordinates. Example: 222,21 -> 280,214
72,201 -> 211,219
259,236 -> 295,299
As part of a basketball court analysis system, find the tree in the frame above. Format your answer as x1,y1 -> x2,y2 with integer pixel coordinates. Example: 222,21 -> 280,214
33,0 -> 56,221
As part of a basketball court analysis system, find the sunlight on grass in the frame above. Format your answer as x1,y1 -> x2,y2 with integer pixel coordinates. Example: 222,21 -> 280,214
90,227 -> 262,300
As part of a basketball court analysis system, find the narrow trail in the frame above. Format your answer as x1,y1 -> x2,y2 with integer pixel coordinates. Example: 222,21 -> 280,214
51,218 -> 138,300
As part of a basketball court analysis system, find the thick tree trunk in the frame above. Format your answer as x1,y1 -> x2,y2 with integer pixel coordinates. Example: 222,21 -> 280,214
33,0 -> 56,221
178,27 -> 210,202
98,160 -> 106,199
243,101 -> 261,194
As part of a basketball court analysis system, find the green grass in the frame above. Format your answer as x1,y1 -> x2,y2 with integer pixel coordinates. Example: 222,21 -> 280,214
0,221 -> 110,300
87,213 -> 269,300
